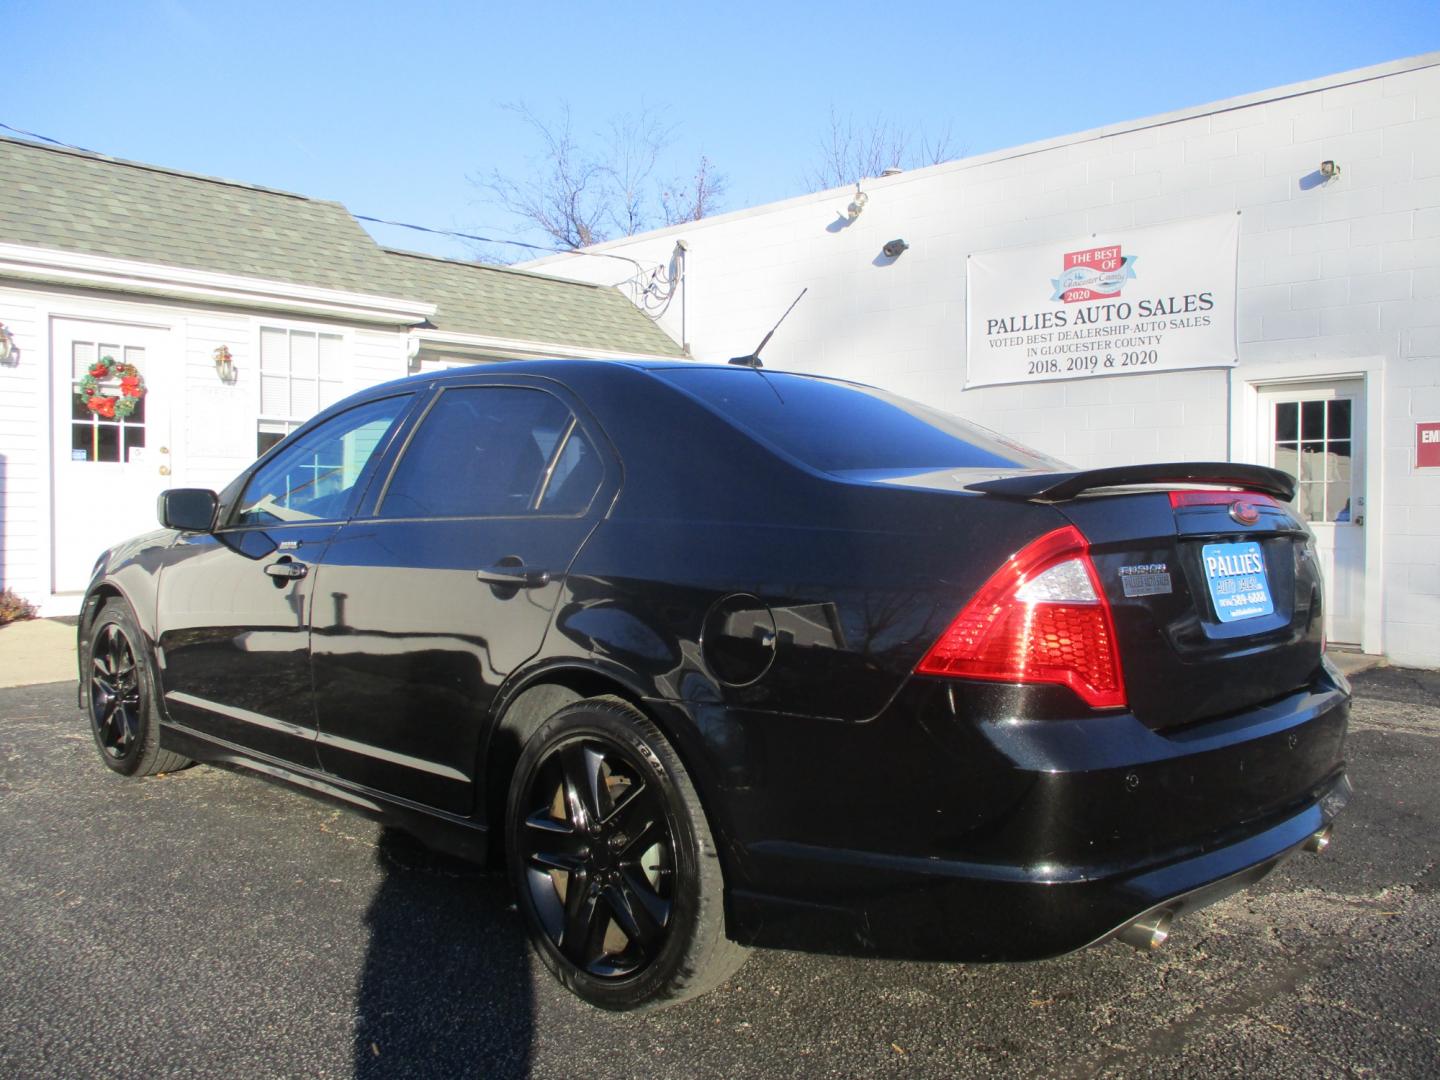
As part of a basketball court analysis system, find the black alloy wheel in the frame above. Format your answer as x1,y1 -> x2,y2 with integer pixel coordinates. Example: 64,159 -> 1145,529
517,735 -> 674,978
85,598 -> 191,778
506,697 -> 748,1010
90,620 -> 141,760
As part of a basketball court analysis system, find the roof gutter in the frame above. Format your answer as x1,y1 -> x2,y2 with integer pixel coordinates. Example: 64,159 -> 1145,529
0,242 -> 436,326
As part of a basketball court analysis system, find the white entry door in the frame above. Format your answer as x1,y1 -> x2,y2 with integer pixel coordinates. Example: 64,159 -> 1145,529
1258,379 -> 1365,646
51,319 -> 172,594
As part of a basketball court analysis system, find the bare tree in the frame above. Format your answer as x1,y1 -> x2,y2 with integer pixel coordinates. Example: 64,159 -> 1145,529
605,107 -> 675,237
803,108 -> 959,191
478,102 -> 610,249
474,102 -> 728,251
661,156 -> 729,226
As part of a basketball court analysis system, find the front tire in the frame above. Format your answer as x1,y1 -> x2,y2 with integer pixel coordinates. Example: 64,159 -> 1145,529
84,598 -> 191,778
505,697 -> 748,1010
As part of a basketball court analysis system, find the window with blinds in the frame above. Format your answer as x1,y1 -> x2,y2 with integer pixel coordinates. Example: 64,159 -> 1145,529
257,327 -> 345,456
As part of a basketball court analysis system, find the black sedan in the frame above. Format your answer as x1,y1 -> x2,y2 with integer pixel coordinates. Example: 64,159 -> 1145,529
79,360 -> 1350,1011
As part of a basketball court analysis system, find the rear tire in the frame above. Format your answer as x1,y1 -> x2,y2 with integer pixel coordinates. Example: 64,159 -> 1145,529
505,696 -> 748,1011
84,598 -> 191,778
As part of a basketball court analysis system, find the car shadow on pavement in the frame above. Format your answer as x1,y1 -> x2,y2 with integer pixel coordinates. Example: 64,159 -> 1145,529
354,828 -> 534,1079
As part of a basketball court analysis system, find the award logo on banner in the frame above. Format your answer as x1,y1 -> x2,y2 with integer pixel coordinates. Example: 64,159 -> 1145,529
965,215 -> 1239,389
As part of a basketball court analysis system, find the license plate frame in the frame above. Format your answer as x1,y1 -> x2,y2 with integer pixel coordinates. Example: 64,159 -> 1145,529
1201,541 -> 1275,624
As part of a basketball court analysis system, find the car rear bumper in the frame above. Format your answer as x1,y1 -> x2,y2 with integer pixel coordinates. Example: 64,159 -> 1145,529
720,672 -> 1351,962
729,771 -> 1348,961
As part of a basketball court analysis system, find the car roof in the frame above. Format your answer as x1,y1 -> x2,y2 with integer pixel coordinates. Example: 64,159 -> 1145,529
355,357 -> 874,400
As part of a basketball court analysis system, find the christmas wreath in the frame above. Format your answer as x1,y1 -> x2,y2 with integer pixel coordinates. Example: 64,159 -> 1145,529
76,355 -> 146,419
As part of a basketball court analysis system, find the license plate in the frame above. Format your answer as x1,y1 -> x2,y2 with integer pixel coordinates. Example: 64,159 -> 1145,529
1201,541 -> 1275,623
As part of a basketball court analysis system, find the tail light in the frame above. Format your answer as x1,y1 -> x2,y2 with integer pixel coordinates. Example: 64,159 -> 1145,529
917,525 -> 1126,709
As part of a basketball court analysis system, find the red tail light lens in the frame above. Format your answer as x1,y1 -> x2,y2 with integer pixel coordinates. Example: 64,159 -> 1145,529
917,525 -> 1127,709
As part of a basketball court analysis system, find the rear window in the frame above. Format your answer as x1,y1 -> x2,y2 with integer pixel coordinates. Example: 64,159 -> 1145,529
653,368 -> 1063,474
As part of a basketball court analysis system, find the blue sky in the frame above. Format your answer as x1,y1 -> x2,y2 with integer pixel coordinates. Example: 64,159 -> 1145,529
6,1 -> 1437,263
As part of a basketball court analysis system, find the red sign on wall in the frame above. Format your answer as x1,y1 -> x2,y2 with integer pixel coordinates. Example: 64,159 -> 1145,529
1419,421 -> 1440,469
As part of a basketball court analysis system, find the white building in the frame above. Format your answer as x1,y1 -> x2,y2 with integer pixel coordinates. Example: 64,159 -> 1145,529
0,136 -> 682,615
528,54 -> 1440,669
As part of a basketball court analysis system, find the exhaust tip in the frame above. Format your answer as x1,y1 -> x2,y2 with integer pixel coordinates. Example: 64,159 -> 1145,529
1116,911 -> 1172,952
1304,825 -> 1333,854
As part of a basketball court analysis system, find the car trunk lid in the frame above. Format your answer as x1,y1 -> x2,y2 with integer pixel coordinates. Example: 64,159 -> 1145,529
968,463 -> 1323,730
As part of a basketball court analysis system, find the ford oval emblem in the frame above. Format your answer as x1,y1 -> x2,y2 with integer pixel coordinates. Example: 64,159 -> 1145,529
1229,501 -> 1261,525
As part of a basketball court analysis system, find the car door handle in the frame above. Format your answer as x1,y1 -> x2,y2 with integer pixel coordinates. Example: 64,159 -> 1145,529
264,559 -> 309,580
475,564 -> 550,588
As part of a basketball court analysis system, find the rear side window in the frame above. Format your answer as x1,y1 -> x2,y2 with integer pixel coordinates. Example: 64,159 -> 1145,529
654,368 -> 1063,474
378,386 -> 593,518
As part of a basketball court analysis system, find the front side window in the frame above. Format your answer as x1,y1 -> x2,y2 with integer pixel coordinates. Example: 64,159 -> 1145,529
257,327 -> 346,456
233,396 -> 409,527
379,387 -> 595,519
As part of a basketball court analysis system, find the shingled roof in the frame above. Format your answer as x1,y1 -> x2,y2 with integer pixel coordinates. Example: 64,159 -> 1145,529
0,134 -> 682,355
379,248 -> 680,354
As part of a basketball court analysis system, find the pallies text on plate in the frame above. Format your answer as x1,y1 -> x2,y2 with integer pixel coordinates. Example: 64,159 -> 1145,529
1206,551 -> 1265,576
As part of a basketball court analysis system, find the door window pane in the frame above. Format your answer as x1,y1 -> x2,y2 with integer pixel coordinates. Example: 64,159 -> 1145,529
1275,402 -> 1298,442
70,341 -> 145,463
1327,400 -> 1351,440
379,387 -> 574,519
1272,398 -> 1356,523
234,396 -> 409,526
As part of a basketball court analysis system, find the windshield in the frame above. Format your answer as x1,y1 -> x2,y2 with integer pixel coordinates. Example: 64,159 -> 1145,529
653,368 -> 1066,474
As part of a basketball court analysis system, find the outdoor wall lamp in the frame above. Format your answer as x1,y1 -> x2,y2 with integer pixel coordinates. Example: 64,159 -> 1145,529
213,344 -> 237,384
1320,160 -> 1341,179
845,187 -> 869,221
882,238 -> 910,259
0,322 -> 15,366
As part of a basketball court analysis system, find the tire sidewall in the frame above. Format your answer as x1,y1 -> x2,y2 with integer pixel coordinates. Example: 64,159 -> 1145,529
506,703 -> 705,1011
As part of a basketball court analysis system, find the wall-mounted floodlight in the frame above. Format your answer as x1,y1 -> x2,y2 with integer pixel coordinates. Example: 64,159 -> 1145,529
882,239 -> 909,259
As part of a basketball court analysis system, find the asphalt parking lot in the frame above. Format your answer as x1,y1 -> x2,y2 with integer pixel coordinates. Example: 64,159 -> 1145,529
1,668 -> 1437,1079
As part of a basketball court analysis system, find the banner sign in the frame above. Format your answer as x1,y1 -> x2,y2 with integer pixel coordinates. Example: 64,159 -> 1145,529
965,215 -> 1239,389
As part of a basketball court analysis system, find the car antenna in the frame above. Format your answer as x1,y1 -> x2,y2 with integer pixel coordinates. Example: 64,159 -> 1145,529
729,288 -> 807,369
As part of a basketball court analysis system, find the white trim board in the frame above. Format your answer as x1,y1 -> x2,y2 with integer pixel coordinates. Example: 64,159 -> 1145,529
0,243 -> 436,326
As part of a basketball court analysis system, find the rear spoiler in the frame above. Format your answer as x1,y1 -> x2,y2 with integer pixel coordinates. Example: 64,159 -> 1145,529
965,462 -> 1296,503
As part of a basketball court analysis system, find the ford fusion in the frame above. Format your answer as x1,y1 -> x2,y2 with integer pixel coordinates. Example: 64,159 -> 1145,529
79,360 -> 1350,1010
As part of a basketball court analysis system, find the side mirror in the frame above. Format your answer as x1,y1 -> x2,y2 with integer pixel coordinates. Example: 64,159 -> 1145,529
158,488 -> 218,532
